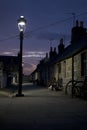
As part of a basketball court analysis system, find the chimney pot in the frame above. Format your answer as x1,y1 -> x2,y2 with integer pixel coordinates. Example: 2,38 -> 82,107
80,21 -> 83,27
54,47 -> 56,52
76,20 -> 79,27
46,53 -> 48,58
50,47 -> 52,52
60,38 -> 63,44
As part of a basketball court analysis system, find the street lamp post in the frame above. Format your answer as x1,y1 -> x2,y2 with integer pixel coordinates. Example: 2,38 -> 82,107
16,16 -> 26,97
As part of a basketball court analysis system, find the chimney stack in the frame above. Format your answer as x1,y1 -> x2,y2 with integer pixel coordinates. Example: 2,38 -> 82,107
58,38 -> 64,54
71,20 -> 86,44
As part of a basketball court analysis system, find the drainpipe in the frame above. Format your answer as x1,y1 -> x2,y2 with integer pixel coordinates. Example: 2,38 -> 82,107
72,55 -> 74,97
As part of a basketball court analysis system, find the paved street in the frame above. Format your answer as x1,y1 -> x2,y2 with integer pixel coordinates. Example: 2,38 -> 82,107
0,83 -> 87,130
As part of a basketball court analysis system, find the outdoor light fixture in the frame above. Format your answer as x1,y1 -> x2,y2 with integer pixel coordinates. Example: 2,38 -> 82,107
16,16 -> 26,97
18,16 -> 26,32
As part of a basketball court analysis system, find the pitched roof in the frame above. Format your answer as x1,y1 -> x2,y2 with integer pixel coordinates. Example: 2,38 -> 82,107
46,36 -> 87,66
58,36 -> 87,61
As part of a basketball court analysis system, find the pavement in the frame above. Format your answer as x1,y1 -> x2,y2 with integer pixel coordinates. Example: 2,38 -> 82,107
0,83 -> 87,130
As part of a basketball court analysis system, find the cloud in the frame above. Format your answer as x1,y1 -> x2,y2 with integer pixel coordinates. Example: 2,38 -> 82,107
0,50 -> 46,58
0,48 -> 19,56
12,49 -> 19,52
0,51 -> 15,56
23,51 -> 46,58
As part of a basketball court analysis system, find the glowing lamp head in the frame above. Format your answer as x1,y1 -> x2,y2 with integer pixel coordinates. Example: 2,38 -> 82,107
18,16 -> 26,32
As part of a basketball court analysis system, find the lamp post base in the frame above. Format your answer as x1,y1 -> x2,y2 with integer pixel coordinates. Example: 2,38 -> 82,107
16,93 -> 24,97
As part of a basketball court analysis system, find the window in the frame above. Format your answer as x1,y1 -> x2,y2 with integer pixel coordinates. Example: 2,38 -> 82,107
81,52 -> 86,76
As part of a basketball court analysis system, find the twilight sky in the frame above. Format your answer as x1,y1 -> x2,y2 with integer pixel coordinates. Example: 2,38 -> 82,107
0,0 -> 87,75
